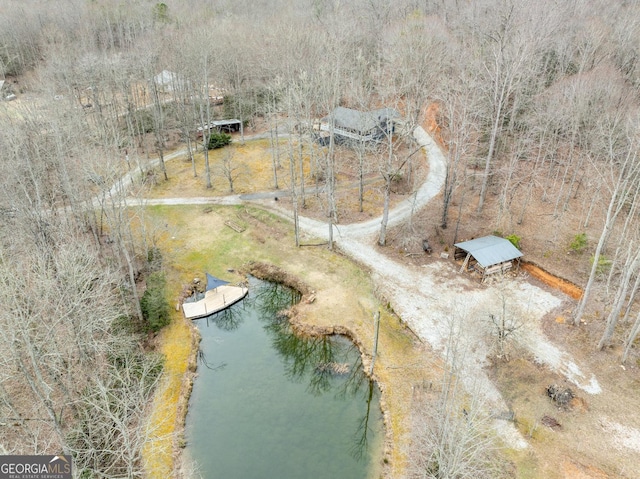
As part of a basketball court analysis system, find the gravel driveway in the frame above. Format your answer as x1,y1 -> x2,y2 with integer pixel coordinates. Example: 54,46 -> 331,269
123,125 -> 602,449
290,126 -> 601,449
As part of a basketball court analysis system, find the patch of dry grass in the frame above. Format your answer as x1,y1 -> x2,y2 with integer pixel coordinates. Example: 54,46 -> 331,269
141,203 -> 438,478
143,137 -> 422,227
143,312 -> 194,478
148,138 -> 320,197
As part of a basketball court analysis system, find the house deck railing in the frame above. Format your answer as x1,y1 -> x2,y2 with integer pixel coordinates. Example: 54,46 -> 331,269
318,124 -> 378,142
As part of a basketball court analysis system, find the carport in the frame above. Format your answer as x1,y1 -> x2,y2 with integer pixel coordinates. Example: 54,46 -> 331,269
454,235 -> 523,281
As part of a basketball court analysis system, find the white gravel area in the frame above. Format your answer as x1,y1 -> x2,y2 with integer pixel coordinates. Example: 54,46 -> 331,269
295,125 -> 602,449
600,419 -> 640,453
128,125 -> 603,450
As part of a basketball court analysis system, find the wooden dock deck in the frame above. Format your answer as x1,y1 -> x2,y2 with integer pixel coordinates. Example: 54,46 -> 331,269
182,284 -> 249,320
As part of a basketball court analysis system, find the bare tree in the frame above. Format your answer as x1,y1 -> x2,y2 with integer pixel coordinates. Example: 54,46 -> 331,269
484,280 -> 527,360
473,1 -> 553,213
216,149 -> 243,193
286,132 -> 301,247
266,82 -> 283,190
407,316 -> 502,479
599,243 -> 640,349
0,226 -> 125,453
378,124 -> 406,247
623,307 -> 640,363
67,349 -> 164,478
438,83 -> 479,229
149,72 -> 169,181
195,40 -> 216,189
574,120 -> 640,325
317,49 -> 344,250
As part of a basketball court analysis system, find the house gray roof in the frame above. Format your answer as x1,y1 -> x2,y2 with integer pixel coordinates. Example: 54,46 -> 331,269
454,235 -> 523,268
327,107 -> 400,133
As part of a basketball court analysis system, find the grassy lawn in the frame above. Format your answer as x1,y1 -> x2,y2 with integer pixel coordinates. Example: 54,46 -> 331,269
143,136 -> 418,232
142,203 -> 438,478
148,138 -> 319,198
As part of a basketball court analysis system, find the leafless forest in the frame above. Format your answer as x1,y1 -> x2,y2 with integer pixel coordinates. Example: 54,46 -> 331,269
2,0 -> 640,477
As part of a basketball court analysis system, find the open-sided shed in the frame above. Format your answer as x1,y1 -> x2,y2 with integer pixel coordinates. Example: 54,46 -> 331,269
454,235 -> 523,281
196,119 -> 242,137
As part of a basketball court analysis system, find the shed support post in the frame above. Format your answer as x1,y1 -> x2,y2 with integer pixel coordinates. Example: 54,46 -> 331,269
459,253 -> 471,273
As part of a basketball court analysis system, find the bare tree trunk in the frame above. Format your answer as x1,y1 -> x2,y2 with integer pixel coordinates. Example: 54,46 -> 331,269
327,116 -> 336,251
574,204 -> 616,326
378,175 -> 391,246
477,98 -> 504,213
357,139 -> 366,213
453,173 -> 469,245
108,193 -> 144,322
270,113 -> 279,189
583,183 -> 601,229
575,147 -> 640,325
622,311 -> 640,363
288,137 -> 300,247
621,273 -> 640,325
150,81 -> 168,181
187,135 -> 196,177
193,53 -> 214,189
378,125 -> 396,246
598,247 -> 640,349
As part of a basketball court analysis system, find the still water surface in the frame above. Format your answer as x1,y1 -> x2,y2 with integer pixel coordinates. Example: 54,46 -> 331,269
185,278 -> 383,479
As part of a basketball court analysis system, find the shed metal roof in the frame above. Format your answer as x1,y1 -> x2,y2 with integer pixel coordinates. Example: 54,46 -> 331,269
454,235 -> 523,268
196,119 -> 242,132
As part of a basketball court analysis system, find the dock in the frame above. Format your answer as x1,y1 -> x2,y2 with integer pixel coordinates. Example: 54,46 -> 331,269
182,284 -> 249,320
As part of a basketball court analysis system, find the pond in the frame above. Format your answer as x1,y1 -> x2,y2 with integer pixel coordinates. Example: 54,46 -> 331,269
185,277 -> 384,479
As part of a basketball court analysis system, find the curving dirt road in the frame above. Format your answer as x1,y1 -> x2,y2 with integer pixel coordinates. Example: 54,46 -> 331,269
284,126 -> 601,449
125,126 -> 601,450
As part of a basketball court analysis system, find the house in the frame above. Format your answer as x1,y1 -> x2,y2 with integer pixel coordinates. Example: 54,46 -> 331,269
319,106 -> 400,143
454,235 -> 523,282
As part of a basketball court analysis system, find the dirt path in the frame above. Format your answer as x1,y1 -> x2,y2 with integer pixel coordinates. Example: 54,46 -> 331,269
251,126 -> 603,451
127,126 -> 606,455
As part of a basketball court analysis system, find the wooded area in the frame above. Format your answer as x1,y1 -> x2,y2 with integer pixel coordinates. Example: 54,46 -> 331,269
2,0 -> 640,477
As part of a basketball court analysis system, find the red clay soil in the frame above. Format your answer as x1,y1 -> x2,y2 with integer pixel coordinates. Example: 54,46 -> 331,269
522,262 -> 583,300
422,103 -> 445,148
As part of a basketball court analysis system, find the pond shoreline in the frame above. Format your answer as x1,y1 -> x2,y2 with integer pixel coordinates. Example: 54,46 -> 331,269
169,261 -> 393,478
143,308 -> 202,478
245,261 -> 393,476
173,319 -> 201,476
285,313 -> 394,476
